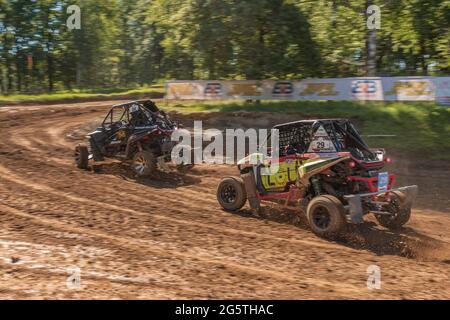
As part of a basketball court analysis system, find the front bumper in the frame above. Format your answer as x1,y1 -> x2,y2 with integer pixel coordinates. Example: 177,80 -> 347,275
343,185 -> 418,223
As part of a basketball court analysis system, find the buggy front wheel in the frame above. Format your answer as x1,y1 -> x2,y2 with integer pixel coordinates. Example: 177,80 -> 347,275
75,144 -> 89,169
306,195 -> 347,238
217,177 -> 247,211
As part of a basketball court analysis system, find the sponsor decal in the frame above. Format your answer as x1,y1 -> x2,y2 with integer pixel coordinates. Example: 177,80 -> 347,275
316,152 -> 339,158
115,130 -> 126,139
385,80 -> 433,98
307,125 -> 337,153
167,83 -> 202,98
299,83 -> 339,97
272,81 -> 294,97
377,172 -> 389,191
351,80 -> 378,98
204,82 -> 222,98
227,83 -> 263,97
435,78 -> 450,106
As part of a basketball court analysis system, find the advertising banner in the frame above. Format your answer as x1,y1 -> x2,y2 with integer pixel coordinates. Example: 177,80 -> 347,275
166,77 -> 447,103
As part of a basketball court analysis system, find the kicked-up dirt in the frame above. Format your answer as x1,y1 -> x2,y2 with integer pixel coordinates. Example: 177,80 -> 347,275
0,100 -> 449,299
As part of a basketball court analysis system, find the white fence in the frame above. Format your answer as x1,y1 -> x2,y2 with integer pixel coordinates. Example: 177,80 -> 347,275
165,77 -> 450,104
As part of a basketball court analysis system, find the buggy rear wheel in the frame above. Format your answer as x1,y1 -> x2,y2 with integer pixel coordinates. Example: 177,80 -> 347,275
375,191 -> 411,229
74,144 -> 89,169
132,151 -> 157,176
217,177 -> 247,211
306,195 -> 346,238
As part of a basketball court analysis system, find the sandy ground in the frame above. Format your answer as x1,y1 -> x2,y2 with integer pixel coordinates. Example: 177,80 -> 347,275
0,100 -> 449,299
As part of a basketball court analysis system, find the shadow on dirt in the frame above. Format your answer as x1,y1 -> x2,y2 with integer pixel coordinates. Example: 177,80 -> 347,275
234,205 -> 447,261
90,162 -> 201,188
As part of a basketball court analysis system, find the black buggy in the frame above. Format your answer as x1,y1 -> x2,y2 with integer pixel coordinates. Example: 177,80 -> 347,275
74,100 -> 186,176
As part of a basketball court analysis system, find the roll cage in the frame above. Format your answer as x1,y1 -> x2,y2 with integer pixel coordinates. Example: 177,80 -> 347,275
265,119 -> 377,161
101,100 -> 175,130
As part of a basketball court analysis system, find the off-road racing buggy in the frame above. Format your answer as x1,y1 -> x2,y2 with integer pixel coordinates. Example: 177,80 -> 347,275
74,100 -> 190,176
217,119 -> 418,238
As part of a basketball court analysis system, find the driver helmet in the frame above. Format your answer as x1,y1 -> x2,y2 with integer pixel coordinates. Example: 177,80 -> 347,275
130,104 -> 140,114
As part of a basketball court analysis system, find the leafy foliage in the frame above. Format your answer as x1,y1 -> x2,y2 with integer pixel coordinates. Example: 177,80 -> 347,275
0,0 -> 449,93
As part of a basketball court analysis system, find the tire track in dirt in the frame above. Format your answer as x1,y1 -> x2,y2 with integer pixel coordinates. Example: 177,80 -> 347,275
0,215 -> 209,298
1,202 -> 369,296
0,256 -> 197,299
0,241 -> 205,299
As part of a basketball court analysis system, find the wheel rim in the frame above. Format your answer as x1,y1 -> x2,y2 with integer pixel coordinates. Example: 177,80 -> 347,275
220,183 -> 237,204
312,205 -> 331,230
134,155 -> 147,174
384,196 -> 401,220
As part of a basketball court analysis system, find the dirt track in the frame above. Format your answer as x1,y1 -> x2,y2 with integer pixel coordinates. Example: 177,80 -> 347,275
0,100 -> 449,299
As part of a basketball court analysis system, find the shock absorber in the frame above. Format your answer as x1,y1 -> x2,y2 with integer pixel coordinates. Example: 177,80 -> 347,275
311,175 -> 322,196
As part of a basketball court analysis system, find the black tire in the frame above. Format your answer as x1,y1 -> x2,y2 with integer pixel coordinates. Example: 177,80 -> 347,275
217,177 -> 247,211
132,150 -> 157,176
75,144 -> 89,169
306,195 -> 346,238
375,191 -> 411,229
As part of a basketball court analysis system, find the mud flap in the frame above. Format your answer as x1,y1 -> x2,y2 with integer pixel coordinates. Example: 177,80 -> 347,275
345,194 -> 365,223
241,171 -> 260,210
344,185 -> 418,224
399,185 -> 419,209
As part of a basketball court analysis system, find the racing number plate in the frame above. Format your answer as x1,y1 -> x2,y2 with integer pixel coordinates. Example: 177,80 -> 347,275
378,172 -> 389,191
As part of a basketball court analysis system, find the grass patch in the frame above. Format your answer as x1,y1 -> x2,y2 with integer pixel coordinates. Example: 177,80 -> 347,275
163,100 -> 450,160
0,85 -> 165,104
